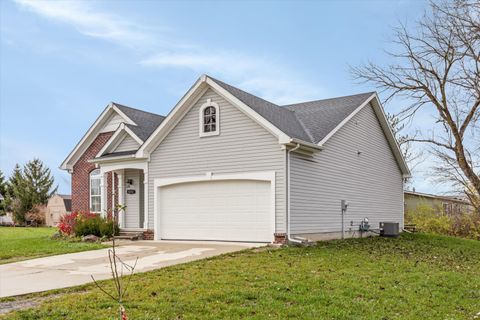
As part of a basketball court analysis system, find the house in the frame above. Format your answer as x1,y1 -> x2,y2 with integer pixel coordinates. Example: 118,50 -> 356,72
404,190 -> 473,215
46,194 -> 72,227
60,75 -> 410,243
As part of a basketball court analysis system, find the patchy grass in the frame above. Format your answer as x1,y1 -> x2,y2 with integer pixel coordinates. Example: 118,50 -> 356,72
0,227 -> 107,264
2,233 -> 480,319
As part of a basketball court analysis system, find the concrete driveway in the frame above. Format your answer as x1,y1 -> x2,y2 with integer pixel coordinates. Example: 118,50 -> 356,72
0,240 -> 262,298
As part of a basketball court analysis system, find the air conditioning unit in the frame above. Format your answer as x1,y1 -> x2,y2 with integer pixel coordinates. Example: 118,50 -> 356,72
379,222 -> 399,238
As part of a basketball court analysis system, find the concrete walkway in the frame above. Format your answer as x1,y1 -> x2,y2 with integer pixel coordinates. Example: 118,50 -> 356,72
0,240 -> 262,298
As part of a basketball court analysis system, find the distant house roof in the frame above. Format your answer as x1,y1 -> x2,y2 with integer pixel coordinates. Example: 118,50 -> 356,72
51,194 -> 72,212
404,191 -> 471,205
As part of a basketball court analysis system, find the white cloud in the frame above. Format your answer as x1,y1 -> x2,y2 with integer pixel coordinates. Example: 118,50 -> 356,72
14,0 -> 156,49
140,51 -> 322,104
13,0 -> 323,104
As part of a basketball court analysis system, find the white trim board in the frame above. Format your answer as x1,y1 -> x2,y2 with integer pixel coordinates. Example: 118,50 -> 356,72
95,123 -> 143,158
60,103 -> 136,171
153,171 -> 276,242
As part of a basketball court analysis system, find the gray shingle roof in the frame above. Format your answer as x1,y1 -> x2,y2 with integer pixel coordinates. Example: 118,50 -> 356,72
209,77 -> 313,142
113,103 -> 165,141
108,78 -> 375,149
209,76 -> 374,144
283,92 -> 375,143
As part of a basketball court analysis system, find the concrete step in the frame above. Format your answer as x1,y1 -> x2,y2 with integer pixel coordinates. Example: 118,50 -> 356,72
115,231 -> 143,241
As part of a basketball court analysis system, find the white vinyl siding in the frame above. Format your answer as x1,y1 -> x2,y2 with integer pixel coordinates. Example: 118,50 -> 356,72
114,134 -> 140,152
148,89 -> 286,233
290,103 -> 403,234
100,113 -> 124,133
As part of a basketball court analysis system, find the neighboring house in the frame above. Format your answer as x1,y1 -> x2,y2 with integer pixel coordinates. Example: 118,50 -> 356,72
0,193 -> 13,225
46,194 -> 72,227
404,191 -> 473,215
60,75 -> 410,243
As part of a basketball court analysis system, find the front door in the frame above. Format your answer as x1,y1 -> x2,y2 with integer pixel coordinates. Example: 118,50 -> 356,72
124,169 -> 144,228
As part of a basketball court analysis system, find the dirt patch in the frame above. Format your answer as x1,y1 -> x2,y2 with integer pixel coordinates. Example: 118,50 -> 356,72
0,294 -> 63,315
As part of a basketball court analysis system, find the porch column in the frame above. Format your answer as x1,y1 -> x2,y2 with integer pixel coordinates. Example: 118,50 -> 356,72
143,170 -> 149,229
100,173 -> 106,217
118,170 -> 125,228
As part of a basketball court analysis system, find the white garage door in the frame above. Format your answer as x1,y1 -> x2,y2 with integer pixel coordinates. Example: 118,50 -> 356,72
159,180 -> 272,242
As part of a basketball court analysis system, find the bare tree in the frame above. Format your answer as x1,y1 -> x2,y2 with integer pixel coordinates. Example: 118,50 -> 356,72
92,204 -> 137,320
352,0 -> 480,211
387,113 -> 424,176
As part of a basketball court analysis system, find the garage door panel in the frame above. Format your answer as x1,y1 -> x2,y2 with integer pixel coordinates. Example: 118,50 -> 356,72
159,180 -> 272,242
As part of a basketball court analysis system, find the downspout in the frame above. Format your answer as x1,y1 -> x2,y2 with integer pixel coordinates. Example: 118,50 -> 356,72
287,143 -> 303,244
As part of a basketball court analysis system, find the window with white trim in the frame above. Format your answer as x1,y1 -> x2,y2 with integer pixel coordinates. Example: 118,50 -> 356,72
199,99 -> 220,137
89,169 -> 102,213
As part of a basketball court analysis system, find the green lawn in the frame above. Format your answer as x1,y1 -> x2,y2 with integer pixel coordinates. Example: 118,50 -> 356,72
0,227 -> 107,264
3,233 -> 480,319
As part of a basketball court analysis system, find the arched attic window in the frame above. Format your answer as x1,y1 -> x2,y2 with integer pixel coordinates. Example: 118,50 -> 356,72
89,168 -> 102,213
199,99 -> 220,137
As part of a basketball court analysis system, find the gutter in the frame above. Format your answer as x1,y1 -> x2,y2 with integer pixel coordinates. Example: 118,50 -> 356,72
88,154 -> 141,164
289,138 -> 323,150
287,143 -> 303,245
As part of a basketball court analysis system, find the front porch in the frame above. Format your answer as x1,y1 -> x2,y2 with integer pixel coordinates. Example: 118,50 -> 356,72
97,161 -> 151,236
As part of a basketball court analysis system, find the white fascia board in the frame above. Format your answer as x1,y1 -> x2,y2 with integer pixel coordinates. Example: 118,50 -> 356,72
288,138 -> 323,150
111,105 -> 137,125
124,125 -> 144,145
95,123 -> 126,158
96,124 -> 143,158
88,154 -> 136,163
317,92 -> 411,177
137,76 -> 207,157
206,77 -> 291,144
370,94 -> 411,177
96,159 -> 148,174
60,102 -> 139,171
60,104 -> 113,170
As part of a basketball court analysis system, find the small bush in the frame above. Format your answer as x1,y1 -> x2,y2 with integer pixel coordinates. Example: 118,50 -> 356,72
406,204 -> 480,240
75,215 -> 103,237
100,219 -> 120,238
25,205 -> 47,226
58,212 -> 119,238
58,212 -> 78,235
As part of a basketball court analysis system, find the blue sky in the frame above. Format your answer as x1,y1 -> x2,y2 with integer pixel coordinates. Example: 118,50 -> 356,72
1,0 -> 438,194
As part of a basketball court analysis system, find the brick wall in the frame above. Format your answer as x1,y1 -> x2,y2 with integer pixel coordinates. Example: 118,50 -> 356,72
71,132 -> 114,212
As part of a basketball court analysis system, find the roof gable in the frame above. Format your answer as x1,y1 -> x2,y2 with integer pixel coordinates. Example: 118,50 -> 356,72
283,92 -> 375,144
60,104 -> 135,170
95,123 -> 143,158
60,102 -> 165,171
137,75 -> 300,156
